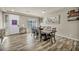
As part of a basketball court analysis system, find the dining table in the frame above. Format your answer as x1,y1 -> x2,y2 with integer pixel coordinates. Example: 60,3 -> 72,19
40,28 -> 56,44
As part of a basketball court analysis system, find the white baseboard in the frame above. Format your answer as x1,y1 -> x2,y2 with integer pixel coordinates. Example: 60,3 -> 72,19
56,34 -> 79,41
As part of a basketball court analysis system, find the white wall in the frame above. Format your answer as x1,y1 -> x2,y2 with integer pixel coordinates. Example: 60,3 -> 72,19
42,7 -> 79,40
0,11 -> 3,29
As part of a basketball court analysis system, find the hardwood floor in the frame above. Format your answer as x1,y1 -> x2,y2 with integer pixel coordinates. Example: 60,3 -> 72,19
0,33 -> 78,51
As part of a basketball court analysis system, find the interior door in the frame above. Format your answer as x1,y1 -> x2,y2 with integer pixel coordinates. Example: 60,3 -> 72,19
7,14 -> 20,35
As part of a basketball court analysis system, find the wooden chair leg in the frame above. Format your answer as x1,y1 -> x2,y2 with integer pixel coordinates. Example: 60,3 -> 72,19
54,36 -> 56,43
50,37 -> 53,44
1,36 -> 3,43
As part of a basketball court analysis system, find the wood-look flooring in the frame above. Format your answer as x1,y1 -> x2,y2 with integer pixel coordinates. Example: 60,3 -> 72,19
0,33 -> 79,51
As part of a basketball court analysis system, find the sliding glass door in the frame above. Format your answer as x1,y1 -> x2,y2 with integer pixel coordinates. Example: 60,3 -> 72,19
27,17 -> 40,33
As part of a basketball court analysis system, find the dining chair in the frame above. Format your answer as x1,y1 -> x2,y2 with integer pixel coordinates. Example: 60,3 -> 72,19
50,28 -> 56,44
39,26 -> 46,41
0,29 -> 5,43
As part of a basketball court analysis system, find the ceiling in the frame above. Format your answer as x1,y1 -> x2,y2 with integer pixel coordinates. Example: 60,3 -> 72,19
0,7 -> 65,17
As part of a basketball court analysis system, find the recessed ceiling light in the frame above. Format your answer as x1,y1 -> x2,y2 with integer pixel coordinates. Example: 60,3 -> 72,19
11,9 -> 15,11
42,11 -> 46,13
42,10 -> 46,14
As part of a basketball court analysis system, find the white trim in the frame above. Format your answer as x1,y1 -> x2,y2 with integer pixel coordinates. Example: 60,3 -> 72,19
56,34 -> 79,41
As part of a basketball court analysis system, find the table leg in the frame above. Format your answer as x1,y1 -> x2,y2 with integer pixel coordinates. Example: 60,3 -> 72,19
50,38 -> 53,44
53,34 -> 56,43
